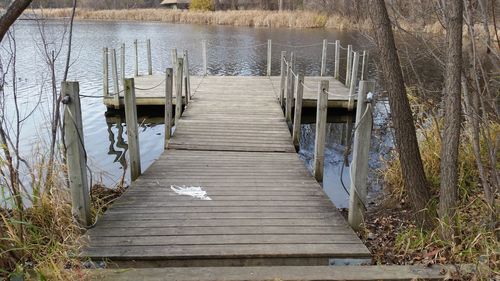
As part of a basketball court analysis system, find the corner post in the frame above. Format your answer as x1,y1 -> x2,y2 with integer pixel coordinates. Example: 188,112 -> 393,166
313,80 -> 329,183
279,51 -> 287,107
147,39 -> 152,76
361,50 -> 369,80
334,40 -> 340,80
285,52 -> 294,123
164,68 -> 173,148
320,39 -> 327,76
183,50 -> 191,104
103,47 -> 109,97
292,74 -> 304,150
202,40 -> 207,76
111,48 -> 120,108
267,39 -> 272,76
134,39 -> 139,77
348,51 -> 360,111
63,81 -> 91,227
175,58 -> 184,125
346,44 -> 353,85
348,80 -> 375,230
124,78 -> 141,181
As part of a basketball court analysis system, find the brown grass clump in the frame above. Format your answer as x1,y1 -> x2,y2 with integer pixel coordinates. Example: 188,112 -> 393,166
0,158 -> 125,279
30,9 -> 350,29
368,93 -> 499,278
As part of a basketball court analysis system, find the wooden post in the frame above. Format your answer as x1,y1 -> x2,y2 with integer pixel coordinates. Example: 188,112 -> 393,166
279,51 -> 287,107
346,45 -> 353,85
313,80 -> 329,183
103,47 -> 109,97
147,39 -> 152,76
320,39 -> 327,76
124,78 -> 141,181
285,52 -> 294,123
348,80 -> 375,230
292,74 -> 304,150
267,39 -> 272,76
62,81 -> 91,227
334,40 -> 340,80
134,39 -> 139,77
120,44 -> 125,83
202,40 -> 207,76
361,50 -> 369,80
183,50 -> 191,104
175,58 -> 184,125
347,52 -> 360,111
171,49 -> 178,97
111,49 -> 120,108
164,68 -> 173,148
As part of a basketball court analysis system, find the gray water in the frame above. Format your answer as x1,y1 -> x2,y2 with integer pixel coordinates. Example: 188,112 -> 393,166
5,20 -> 386,208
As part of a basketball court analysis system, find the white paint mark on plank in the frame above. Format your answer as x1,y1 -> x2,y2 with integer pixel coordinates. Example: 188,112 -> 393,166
171,185 -> 212,200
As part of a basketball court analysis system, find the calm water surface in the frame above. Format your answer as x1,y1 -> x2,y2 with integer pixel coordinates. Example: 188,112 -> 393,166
7,20 -> 387,208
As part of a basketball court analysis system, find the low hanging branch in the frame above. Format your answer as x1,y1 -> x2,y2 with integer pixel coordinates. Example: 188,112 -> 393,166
0,0 -> 33,43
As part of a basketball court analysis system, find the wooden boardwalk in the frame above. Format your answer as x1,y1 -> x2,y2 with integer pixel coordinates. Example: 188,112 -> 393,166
103,75 -> 355,109
85,76 -> 370,266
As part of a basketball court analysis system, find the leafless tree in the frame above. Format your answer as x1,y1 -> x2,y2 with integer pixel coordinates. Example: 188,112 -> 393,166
367,0 -> 432,228
438,0 -> 463,240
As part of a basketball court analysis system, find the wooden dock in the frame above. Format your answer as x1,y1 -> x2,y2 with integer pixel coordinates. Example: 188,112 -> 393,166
84,76 -> 370,266
103,75 -> 355,109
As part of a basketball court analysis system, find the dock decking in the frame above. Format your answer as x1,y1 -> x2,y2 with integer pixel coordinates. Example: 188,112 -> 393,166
103,75 -> 355,109
85,76 -> 370,266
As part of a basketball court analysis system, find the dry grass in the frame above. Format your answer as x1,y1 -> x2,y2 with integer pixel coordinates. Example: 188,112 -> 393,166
0,157 -> 125,279
373,93 -> 499,277
30,8 -> 361,29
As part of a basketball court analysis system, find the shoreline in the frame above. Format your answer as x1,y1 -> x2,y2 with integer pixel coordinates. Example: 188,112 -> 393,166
24,8 -> 369,30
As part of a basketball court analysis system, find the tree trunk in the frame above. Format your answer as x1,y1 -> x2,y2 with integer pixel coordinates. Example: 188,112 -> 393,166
438,0 -> 463,240
367,0 -> 432,227
0,0 -> 33,43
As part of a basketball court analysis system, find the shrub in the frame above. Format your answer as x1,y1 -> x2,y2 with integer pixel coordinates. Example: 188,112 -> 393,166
189,0 -> 214,11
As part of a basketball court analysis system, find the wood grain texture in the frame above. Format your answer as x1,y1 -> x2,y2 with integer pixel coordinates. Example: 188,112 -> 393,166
88,76 -> 370,266
87,265 -> 467,281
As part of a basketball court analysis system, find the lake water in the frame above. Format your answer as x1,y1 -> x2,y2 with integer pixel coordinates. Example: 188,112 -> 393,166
5,20 -> 388,208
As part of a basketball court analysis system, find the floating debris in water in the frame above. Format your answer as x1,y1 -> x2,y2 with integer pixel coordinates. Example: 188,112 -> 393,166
170,185 -> 212,200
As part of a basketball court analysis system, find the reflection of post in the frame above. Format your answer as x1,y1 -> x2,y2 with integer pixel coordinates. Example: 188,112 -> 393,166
279,51 -> 287,107
348,81 -> 375,230
334,40 -> 340,80
348,52 -> 360,111
267,39 -> 272,76
124,78 -> 141,181
103,47 -> 109,97
320,39 -> 327,76
313,80 -> 329,183
292,74 -> 304,150
175,58 -> 184,125
164,68 -> 173,147
63,81 -> 91,227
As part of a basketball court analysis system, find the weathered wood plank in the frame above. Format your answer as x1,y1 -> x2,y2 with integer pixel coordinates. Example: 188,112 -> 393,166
87,265 -> 465,281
